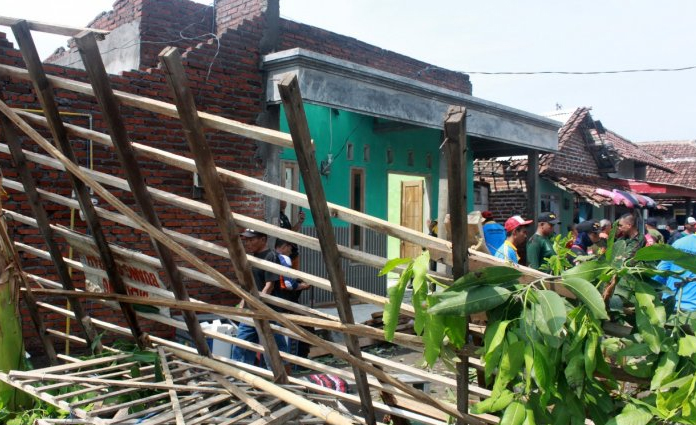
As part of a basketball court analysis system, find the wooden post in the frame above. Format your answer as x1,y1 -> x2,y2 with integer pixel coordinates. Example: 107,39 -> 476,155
73,32 -> 211,358
157,46 -> 287,383
277,74 -> 376,425
0,100 -> 468,421
10,20 -> 146,348
527,149 -> 540,225
0,113 -> 101,353
444,106 -> 470,424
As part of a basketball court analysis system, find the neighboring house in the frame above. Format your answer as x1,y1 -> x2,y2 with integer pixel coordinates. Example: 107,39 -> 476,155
637,140 -> 696,221
0,0 -> 559,330
475,107 -> 681,245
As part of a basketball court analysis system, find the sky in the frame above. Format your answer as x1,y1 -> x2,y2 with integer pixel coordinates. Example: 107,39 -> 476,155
2,0 -> 695,142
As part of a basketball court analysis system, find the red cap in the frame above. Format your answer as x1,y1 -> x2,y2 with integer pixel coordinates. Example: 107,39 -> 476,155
504,215 -> 533,232
481,211 -> 494,220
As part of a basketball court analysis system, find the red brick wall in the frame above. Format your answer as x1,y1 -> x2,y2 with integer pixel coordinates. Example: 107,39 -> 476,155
215,0 -> 268,34
277,18 -> 472,94
542,108 -> 600,177
3,0 -> 477,351
0,22 -> 267,349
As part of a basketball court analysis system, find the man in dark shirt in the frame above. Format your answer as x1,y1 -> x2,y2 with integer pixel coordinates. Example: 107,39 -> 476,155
526,211 -> 559,270
667,219 -> 685,245
231,229 -> 288,366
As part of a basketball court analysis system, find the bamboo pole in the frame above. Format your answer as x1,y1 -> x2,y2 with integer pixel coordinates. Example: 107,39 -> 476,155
10,21 -> 145,348
278,73 -> 376,424
443,106 -> 470,425
168,346 -> 357,425
74,31 -> 211,358
158,46 -> 287,382
0,16 -> 109,37
0,113 -> 101,353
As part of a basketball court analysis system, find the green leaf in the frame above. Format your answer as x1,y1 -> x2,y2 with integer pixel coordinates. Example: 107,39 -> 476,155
522,407 -> 537,425
471,389 -> 515,414
413,286 -> 428,336
616,342 -> 650,358
532,346 -> 550,391
427,285 -> 511,316
383,268 -> 412,341
495,340 -> 525,391
534,290 -> 567,339
443,314 -> 467,349
565,355 -> 585,397
635,244 -> 696,274
584,332 -> 599,379
562,260 -> 608,283
422,310 -> 445,367
605,406 -> 653,425
447,266 -> 522,292
678,335 -> 696,357
411,251 -> 430,293
562,277 -> 609,320
635,305 -> 662,354
662,376 -> 696,413
483,320 -> 511,383
651,350 -> 679,391
634,280 -> 666,326
501,401 -> 527,425
378,257 -> 412,276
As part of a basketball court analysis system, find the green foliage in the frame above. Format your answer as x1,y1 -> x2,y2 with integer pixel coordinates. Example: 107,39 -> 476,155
540,232 -> 575,275
383,237 -> 696,423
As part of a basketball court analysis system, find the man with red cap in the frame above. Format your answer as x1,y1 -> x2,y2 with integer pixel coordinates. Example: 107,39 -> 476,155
495,215 -> 533,264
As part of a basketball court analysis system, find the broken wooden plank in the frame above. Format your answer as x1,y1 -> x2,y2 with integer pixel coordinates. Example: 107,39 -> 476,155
158,46 -> 287,382
74,31 -> 211,358
0,63 -> 293,148
9,21 -> 146,348
278,72 -> 376,425
443,106 -> 470,424
0,114 -> 102,353
0,16 -> 109,37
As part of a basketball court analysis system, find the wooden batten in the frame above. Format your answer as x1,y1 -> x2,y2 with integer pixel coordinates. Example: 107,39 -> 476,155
0,20 -> 567,424
74,31 -> 210,358
8,21 -> 146,348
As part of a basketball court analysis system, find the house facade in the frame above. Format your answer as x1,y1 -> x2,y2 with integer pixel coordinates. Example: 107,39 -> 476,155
475,107 -> 684,257
0,0 -> 558,343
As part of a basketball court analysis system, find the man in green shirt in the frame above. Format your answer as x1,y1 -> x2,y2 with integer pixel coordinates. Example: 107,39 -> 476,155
526,212 -> 559,269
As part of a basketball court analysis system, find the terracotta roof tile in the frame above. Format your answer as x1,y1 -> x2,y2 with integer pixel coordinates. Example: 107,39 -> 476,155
639,141 -> 696,188
543,171 -> 630,207
598,131 -> 674,173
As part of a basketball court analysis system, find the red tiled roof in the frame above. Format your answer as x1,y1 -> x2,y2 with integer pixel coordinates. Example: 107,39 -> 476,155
597,131 -> 674,172
638,140 -> 696,189
543,171 -> 631,207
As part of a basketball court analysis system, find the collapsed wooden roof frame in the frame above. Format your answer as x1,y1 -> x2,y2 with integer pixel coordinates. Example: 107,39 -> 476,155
0,16 -> 551,425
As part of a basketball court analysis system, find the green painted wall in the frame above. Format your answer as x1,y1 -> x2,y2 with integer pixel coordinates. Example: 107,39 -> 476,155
280,104 -> 446,226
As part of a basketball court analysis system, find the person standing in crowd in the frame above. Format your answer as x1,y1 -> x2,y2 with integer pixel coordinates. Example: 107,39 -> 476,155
667,219 -> 685,245
645,217 -> 665,244
232,229 -> 288,366
526,212 -> 559,270
275,239 -> 311,362
655,231 -> 696,311
279,200 -> 305,270
482,211 -> 506,255
684,217 -> 696,235
617,213 -> 647,258
494,215 -> 533,265
570,220 -> 602,259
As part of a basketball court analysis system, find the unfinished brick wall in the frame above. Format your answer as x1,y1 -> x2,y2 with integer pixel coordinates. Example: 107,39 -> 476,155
3,0 -> 480,351
0,22 -> 267,348
276,18 -> 472,94
542,108 -> 601,178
